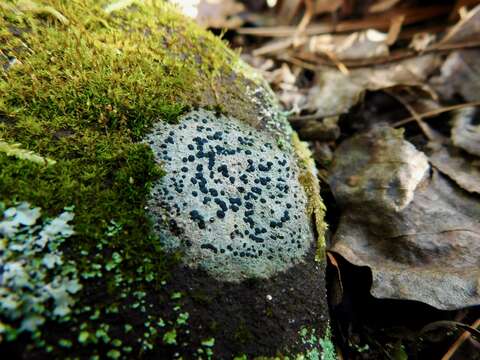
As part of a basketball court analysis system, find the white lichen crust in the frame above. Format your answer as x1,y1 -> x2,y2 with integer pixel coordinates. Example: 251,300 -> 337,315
145,109 -> 315,282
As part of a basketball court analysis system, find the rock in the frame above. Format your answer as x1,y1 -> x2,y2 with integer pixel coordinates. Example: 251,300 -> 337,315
328,126 -> 429,212
0,1 -> 330,358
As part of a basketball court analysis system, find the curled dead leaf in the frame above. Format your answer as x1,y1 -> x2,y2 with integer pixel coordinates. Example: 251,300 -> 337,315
329,127 -> 480,310
428,142 -> 480,194
431,49 -> 480,104
451,107 -> 480,157
304,54 -> 440,118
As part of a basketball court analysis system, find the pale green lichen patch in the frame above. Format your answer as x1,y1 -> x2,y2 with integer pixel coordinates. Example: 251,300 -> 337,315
0,202 -> 81,342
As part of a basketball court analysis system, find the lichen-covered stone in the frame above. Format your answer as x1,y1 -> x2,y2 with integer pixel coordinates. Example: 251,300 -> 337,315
0,0 -> 328,358
146,109 -> 315,282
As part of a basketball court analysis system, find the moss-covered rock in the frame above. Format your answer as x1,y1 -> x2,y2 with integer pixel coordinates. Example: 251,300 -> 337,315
0,1 -> 329,358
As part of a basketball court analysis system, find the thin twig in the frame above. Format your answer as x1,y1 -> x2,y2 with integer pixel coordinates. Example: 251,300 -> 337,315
386,14 -> 405,45
278,54 -> 321,72
441,318 -> 480,360
321,49 -> 350,75
392,101 -> 480,127
252,38 -> 296,56
237,5 -> 452,37
386,90 -> 437,141
285,38 -> 480,70
295,0 -> 314,35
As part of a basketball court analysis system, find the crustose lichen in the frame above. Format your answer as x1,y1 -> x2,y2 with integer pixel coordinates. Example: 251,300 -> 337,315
146,109 -> 315,282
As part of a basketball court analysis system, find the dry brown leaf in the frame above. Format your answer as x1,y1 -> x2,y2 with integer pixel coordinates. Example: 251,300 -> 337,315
265,63 -> 297,86
253,60 -> 308,112
328,127 -> 480,310
430,50 -> 480,102
307,30 -> 389,61
303,54 -> 440,118
428,143 -> 480,194
440,4 -> 480,44
451,107 -> 480,157
188,0 -> 245,28
409,32 -> 437,51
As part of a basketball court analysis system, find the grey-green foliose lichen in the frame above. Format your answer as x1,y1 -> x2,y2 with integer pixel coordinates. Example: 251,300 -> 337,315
0,202 -> 81,342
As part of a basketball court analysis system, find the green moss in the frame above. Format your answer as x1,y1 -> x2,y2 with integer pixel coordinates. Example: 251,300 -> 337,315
234,321 -> 254,345
0,1 -> 257,128
297,325 -> 336,360
292,134 -> 327,260
250,325 -> 336,360
0,0 -> 270,258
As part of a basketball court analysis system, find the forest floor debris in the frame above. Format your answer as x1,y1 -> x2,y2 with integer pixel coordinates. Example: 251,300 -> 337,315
180,1 -> 480,358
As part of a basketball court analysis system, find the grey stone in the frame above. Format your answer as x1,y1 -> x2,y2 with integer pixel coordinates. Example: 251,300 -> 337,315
328,126 -> 429,212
